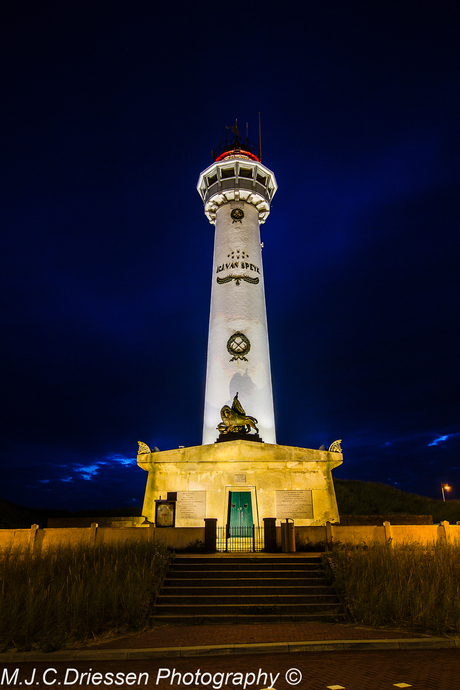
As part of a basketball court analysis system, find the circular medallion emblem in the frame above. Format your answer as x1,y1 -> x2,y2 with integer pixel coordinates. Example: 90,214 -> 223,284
231,208 -> 244,222
227,332 -> 250,361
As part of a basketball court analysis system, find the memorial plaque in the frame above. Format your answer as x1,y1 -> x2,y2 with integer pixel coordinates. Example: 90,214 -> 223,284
234,474 -> 246,483
276,490 -> 313,519
176,491 -> 206,521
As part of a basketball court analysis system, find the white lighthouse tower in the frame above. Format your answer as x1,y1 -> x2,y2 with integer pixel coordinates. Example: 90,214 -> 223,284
197,128 -> 277,445
137,127 -> 342,531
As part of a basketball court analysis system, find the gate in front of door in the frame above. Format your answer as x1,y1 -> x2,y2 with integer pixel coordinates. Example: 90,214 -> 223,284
216,491 -> 263,552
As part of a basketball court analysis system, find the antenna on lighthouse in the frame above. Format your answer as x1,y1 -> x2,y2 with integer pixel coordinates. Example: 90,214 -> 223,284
258,112 -> 262,162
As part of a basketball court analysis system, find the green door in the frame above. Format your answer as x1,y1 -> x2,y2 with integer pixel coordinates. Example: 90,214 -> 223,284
228,492 -> 253,536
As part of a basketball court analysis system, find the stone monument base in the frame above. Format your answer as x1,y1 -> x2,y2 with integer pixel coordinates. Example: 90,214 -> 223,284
137,440 -> 342,527
215,431 -> 263,443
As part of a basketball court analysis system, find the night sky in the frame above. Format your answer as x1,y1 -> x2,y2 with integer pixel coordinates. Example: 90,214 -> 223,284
2,1 -> 459,511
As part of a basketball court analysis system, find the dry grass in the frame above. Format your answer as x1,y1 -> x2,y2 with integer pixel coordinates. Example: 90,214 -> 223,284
0,540 -> 170,652
329,542 -> 460,635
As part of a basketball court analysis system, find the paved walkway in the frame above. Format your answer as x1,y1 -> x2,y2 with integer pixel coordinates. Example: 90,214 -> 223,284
80,620 -> 434,650
1,620 -> 458,662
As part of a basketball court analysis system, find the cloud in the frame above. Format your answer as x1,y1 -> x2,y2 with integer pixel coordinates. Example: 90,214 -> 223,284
66,456 -> 135,482
428,435 -> 450,447
106,454 -> 136,467
74,463 -> 102,479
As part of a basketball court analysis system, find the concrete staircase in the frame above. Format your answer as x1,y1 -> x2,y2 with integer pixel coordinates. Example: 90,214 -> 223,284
155,554 -> 348,623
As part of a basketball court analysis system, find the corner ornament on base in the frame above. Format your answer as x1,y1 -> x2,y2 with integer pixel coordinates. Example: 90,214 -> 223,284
328,440 -> 342,453
138,441 -> 151,454
217,393 -> 259,436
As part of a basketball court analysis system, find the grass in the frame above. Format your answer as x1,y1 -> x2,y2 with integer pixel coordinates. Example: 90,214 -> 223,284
0,540 -> 170,652
3,538 -> 460,651
327,542 -> 460,635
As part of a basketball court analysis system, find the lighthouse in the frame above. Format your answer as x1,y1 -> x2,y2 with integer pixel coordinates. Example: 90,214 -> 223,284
137,126 -> 342,533
197,128 -> 277,445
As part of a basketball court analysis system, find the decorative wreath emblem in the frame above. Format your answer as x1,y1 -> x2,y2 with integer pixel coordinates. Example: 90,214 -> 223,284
217,274 -> 259,285
227,332 -> 251,361
231,208 -> 244,223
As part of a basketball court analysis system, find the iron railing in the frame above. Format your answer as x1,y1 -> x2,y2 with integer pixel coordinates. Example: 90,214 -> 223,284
217,525 -> 264,552
213,137 -> 261,163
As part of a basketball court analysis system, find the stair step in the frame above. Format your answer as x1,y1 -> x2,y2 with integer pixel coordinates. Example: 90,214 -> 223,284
161,585 -> 334,596
154,612 -> 347,623
164,576 -> 326,586
168,570 -> 325,579
155,602 -> 343,615
174,552 -> 321,563
157,594 -> 339,605
170,563 -> 320,571
154,555 -> 347,624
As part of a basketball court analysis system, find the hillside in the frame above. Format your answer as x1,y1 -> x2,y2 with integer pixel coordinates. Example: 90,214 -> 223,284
334,479 -> 460,524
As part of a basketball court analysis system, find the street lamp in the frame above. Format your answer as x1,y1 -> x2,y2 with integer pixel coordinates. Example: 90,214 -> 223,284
441,483 -> 451,501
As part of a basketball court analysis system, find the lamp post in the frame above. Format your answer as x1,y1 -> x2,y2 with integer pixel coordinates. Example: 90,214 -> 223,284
441,483 -> 451,501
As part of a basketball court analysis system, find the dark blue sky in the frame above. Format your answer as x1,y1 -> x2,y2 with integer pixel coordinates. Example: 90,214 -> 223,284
1,1 -> 459,510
